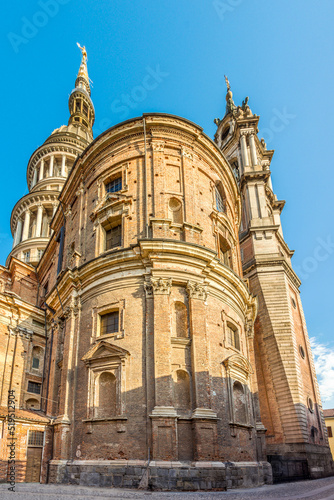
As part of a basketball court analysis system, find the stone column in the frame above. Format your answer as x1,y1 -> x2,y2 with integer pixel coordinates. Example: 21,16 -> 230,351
49,155 -> 54,177
147,277 -> 178,461
249,133 -> 258,167
35,204 -> 44,238
22,210 -> 31,241
61,155 -> 66,177
32,168 -> 38,188
38,159 -> 44,181
13,218 -> 23,247
186,281 -> 218,460
240,132 -> 249,170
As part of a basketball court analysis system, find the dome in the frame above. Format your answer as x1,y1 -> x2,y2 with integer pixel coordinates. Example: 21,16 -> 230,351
47,123 -> 92,144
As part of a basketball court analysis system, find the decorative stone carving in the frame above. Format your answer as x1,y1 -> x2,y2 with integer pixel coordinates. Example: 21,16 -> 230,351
9,326 -> 33,341
143,281 -> 154,297
150,277 -> 172,295
186,281 -> 207,301
240,128 -> 253,137
152,142 -> 165,152
181,147 -> 193,160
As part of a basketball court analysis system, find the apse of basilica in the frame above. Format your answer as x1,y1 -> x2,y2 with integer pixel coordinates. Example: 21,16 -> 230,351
0,47 -> 332,490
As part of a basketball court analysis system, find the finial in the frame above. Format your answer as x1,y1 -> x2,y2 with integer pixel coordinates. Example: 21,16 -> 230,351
224,75 -> 231,92
224,74 -> 236,116
77,42 -> 87,63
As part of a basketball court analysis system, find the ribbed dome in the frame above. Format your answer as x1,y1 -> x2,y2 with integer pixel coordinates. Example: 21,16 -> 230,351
47,123 -> 92,144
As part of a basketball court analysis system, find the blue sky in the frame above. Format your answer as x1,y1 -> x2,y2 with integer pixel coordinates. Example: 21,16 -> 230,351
1,0 -> 334,407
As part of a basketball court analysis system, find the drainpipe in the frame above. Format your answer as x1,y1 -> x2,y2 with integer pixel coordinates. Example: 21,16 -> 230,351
143,117 -> 149,238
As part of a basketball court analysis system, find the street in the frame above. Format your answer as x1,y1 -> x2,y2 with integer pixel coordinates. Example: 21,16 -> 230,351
1,476 -> 334,500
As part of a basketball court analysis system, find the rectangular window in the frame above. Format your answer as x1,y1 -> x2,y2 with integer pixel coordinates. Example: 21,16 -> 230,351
32,358 -> 40,369
215,186 -> 225,212
227,325 -> 240,351
106,224 -> 121,250
37,249 -> 44,259
327,426 -> 333,438
28,430 -> 44,447
27,381 -> 41,395
219,236 -> 231,268
100,311 -> 119,335
23,251 -> 30,263
106,177 -> 122,193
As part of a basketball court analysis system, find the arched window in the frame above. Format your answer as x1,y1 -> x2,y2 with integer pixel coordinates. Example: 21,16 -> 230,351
169,198 -> 182,224
172,301 -> 188,338
215,184 -> 225,212
31,346 -> 43,371
233,381 -> 247,424
174,370 -> 191,411
98,371 -> 116,417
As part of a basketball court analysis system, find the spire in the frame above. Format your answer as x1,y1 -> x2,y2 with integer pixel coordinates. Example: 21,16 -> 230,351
68,44 -> 95,135
76,43 -> 91,95
224,75 -> 236,116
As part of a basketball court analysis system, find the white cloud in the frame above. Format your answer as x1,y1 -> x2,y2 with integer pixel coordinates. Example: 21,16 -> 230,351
310,337 -> 334,406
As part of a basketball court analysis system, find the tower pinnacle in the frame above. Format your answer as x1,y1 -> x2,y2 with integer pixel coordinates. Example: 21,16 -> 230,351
68,43 -> 95,137
76,43 -> 91,95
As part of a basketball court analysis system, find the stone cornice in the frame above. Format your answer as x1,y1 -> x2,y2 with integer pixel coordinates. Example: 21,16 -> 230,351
0,290 -> 44,320
44,238 -> 257,325
243,255 -> 301,288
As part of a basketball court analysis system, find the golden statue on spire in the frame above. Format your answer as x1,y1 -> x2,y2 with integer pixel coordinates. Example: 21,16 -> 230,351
224,75 -> 231,92
77,42 -> 87,63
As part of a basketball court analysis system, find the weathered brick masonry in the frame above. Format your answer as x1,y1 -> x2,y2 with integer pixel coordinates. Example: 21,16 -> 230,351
0,51 -> 332,490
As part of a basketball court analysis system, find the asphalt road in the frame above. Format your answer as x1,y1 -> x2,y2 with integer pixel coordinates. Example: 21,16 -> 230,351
1,476 -> 334,500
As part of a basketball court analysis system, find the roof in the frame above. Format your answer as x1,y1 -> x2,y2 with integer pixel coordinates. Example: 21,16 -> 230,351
323,409 -> 334,418
0,406 -> 50,424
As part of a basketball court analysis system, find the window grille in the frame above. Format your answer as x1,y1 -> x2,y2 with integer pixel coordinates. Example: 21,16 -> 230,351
106,177 -> 122,193
27,381 -> 41,394
100,311 -> 119,335
28,430 -> 44,446
215,186 -> 225,212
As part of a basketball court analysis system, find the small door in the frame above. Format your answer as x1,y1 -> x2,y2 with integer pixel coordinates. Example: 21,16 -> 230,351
25,447 -> 42,482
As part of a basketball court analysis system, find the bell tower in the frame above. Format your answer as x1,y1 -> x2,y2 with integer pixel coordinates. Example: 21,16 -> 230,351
214,78 -> 334,481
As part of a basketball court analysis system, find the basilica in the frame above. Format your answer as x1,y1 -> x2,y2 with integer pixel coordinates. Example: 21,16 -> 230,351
0,47 -> 332,490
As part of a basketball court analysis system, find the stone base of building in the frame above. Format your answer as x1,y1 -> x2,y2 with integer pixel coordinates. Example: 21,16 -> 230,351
267,443 -> 334,483
48,459 -> 272,491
